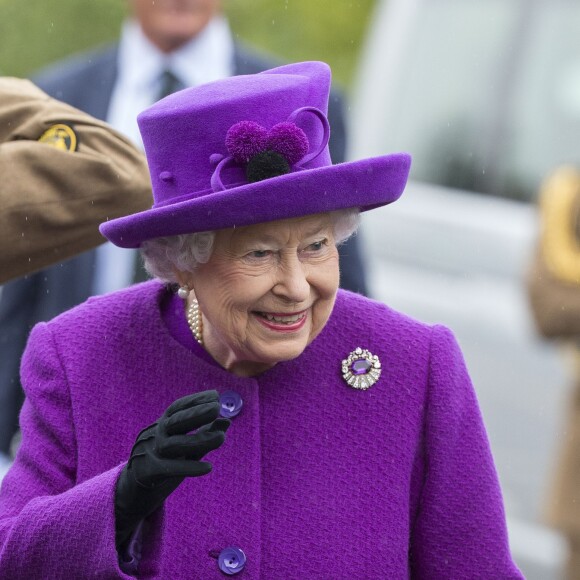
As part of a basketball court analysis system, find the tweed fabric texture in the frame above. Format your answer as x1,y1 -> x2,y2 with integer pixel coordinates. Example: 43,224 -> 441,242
0,282 -> 522,578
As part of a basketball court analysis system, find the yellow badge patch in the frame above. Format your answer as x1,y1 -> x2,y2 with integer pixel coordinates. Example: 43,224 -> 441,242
38,124 -> 77,152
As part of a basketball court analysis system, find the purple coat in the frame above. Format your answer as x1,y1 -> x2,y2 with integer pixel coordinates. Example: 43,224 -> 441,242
0,282 -> 522,578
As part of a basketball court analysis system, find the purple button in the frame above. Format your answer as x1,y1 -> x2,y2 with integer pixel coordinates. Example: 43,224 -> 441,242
220,390 -> 243,418
218,546 -> 246,575
351,359 -> 372,376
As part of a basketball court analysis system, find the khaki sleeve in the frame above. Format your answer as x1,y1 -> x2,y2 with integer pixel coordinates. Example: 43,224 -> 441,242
527,166 -> 580,337
0,77 -> 152,283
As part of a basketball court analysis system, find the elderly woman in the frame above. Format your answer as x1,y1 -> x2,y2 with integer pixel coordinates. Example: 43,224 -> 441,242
0,62 -> 521,578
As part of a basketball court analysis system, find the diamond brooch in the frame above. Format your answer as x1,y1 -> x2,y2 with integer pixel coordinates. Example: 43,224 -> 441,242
341,347 -> 381,390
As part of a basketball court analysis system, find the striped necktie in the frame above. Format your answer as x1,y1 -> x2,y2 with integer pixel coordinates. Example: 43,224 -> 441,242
157,69 -> 186,100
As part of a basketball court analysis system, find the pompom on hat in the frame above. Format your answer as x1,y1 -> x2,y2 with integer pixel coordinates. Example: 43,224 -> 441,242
100,61 -> 411,248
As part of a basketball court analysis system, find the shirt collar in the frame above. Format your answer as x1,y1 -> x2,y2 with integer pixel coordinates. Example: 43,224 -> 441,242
117,15 -> 234,92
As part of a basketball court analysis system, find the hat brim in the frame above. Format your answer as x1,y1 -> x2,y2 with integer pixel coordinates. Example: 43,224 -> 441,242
100,153 -> 411,248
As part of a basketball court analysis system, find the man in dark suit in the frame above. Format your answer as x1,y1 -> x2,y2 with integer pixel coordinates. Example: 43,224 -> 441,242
0,0 -> 368,464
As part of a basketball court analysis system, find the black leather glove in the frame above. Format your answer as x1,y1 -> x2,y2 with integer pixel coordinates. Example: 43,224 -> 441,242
114,389 -> 230,549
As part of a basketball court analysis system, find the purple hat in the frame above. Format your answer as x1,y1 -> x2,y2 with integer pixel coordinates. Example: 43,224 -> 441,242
100,61 -> 411,248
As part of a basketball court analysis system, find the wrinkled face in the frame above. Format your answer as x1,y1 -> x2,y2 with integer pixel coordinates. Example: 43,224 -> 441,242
128,0 -> 221,53
185,214 -> 340,377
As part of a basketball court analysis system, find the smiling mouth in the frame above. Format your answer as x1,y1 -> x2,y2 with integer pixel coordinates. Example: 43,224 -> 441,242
254,310 -> 307,326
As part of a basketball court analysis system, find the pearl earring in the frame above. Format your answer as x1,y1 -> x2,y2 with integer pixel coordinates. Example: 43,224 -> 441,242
177,285 -> 190,300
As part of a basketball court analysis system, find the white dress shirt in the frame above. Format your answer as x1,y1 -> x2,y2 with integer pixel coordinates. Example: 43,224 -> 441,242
93,16 -> 234,295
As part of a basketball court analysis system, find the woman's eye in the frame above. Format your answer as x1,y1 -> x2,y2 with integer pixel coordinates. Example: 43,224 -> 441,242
248,250 -> 271,259
307,239 -> 327,252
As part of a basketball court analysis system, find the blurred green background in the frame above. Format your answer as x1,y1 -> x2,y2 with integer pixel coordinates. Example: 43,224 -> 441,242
0,0 -> 374,90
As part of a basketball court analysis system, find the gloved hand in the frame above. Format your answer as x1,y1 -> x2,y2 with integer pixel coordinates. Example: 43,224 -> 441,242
114,390 -> 230,549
